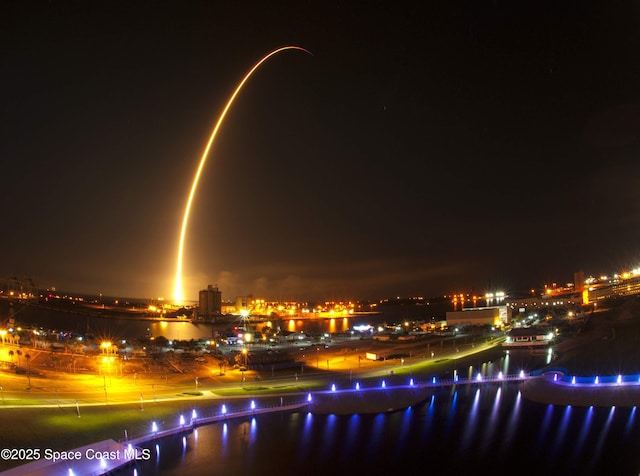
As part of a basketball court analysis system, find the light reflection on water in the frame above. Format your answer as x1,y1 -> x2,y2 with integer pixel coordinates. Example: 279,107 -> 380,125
479,386 -> 501,455
459,388 -> 481,452
552,405 -> 573,454
572,406 -> 594,461
10,302 -> 444,341
119,383 -> 640,476
534,404 -> 554,454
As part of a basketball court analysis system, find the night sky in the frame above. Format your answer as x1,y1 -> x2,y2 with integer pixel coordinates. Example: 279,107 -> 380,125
3,1 -> 640,302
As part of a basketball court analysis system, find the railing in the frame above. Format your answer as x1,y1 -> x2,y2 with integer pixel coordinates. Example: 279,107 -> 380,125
124,398 -> 310,447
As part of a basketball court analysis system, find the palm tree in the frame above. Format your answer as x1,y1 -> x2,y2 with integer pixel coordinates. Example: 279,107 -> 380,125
15,349 -> 22,367
8,350 -> 13,362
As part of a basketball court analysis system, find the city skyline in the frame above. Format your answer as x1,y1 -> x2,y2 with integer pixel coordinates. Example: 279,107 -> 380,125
2,264 -> 633,307
3,2 -> 640,302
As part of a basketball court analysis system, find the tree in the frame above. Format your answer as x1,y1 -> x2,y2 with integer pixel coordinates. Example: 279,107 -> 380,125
154,336 -> 168,350
8,350 -> 13,362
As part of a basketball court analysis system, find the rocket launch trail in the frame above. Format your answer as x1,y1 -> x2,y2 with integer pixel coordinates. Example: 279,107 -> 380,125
173,46 -> 311,303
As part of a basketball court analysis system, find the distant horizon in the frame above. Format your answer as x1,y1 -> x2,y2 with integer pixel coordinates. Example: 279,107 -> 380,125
0,273 -> 586,305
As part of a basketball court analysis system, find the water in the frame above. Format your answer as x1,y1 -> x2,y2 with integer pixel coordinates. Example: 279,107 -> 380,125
1,299 -> 449,342
118,384 -> 640,476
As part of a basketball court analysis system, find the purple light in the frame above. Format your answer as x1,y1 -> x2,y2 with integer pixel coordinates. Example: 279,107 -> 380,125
572,376 -> 576,385
355,382 -> 360,390
222,404 -> 227,414
307,393 -> 312,402
476,373 -> 482,381
331,384 -> 336,392
251,400 -> 256,410
595,376 -> 599,385
409,378 -> 414,386
381,380 -> 386,388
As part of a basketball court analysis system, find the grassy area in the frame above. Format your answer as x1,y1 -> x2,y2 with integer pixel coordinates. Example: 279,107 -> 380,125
0,400 -> 192,470
213,383 -> 313,396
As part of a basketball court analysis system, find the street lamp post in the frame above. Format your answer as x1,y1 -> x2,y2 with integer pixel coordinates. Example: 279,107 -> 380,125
241,347 -> 248,367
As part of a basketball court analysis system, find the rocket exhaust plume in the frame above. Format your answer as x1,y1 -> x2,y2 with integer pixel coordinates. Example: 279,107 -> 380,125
173,46 -> 311,303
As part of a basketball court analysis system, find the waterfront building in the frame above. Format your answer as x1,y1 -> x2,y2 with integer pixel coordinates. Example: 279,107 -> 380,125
503,327 -> 554,347
445,305 -> 511,328
504,293 -> 584,311
584,273 -> 640,303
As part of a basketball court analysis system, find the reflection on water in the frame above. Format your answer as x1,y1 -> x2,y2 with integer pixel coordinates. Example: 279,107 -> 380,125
13,306 -> 398,341
285,317 -> 355,335
120,383 -> 640,476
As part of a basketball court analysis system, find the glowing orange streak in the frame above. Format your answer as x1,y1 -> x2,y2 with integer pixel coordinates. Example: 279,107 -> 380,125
174,46 -> 311,303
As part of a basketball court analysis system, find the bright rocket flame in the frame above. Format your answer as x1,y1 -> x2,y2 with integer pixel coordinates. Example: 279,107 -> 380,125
173,46 -> 311,303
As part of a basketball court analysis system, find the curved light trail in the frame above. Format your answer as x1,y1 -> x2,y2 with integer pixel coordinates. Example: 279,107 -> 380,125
174,46 -> 311,303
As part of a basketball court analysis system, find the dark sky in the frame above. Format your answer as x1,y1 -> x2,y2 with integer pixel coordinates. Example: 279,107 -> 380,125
3,1 -> 640,302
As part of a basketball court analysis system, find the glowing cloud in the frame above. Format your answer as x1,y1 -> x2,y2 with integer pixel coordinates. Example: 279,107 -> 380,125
173,46 -> 311,303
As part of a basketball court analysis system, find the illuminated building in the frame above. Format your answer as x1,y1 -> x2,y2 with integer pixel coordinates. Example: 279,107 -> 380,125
584,272 -> 640,303
503,327 -> 554,347
446,305 -> 511,328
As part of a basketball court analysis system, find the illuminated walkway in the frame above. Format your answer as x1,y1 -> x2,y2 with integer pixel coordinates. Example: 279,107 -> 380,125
4,369 -> 640,475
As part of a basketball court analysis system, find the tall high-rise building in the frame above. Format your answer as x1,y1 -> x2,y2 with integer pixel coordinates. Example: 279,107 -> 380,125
199,284 -> 222,321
